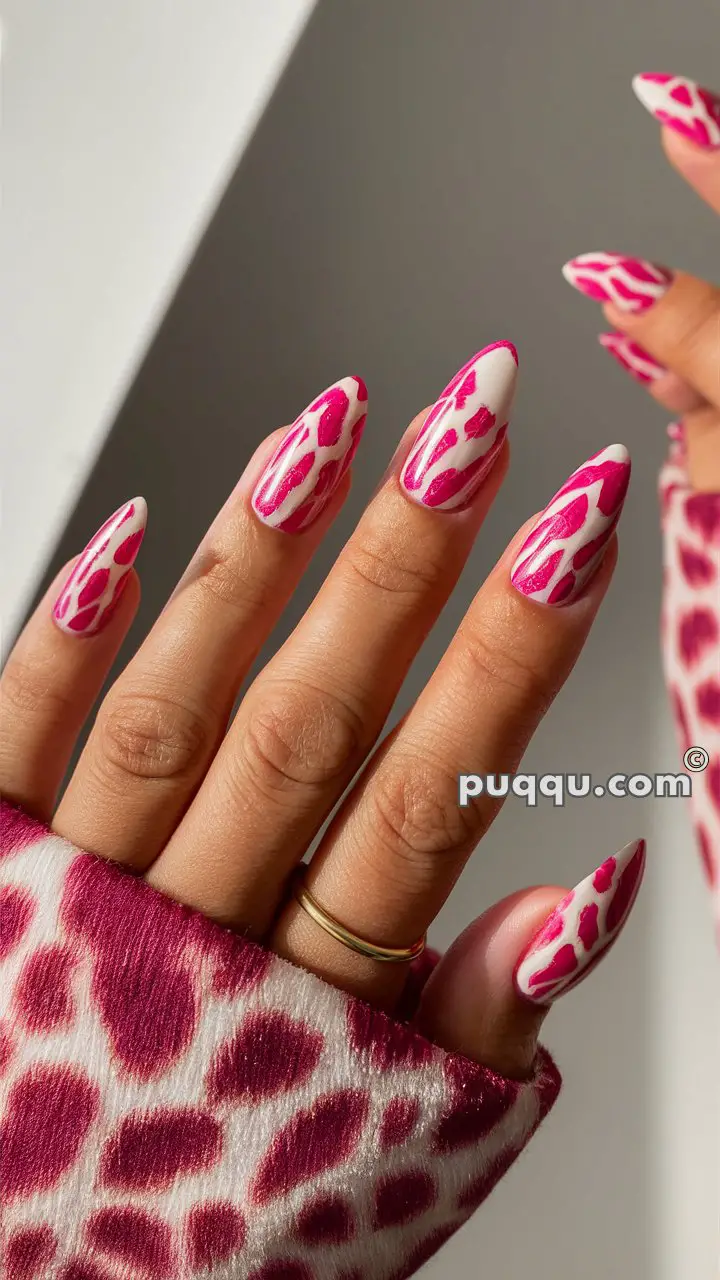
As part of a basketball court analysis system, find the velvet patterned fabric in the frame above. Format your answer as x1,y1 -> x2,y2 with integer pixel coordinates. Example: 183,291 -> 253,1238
659,444 -> 720,933
0,804 -> 559,1279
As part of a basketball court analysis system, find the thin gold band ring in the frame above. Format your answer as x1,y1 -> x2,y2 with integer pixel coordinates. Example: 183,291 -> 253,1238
292,872 -> 426,964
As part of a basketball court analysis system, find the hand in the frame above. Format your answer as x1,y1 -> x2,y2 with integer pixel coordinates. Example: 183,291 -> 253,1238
0,343 -> 643,1080
562,71 -> 720,492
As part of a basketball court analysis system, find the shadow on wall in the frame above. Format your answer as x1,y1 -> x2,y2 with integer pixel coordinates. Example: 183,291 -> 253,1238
30,0 -> 719,1276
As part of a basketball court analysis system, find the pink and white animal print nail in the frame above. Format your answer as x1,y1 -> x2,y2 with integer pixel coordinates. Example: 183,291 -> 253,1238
633,73 -> 720,150
53,498 -> 147,636
562,253 -> 672,314
400,342 -> 517,511
599,332 -> 667,385
514,838 -> 646,1005
510,444 -> 630,606
252,377 -> 367,532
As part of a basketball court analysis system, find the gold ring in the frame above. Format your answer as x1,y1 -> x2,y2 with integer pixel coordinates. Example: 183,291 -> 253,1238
292,871 -> 426,964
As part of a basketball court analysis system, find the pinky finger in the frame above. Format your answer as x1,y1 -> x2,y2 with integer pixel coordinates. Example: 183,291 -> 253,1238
0,499 -> 145,818
416,839 -> 646,1078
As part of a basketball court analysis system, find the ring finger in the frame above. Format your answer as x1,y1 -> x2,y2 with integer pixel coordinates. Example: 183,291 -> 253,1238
271,443 -> 630,1007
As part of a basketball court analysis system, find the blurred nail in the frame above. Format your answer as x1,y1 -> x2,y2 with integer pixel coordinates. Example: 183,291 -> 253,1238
562,253 -> 672,314
400,342 -> 517,510
633,73 -> 720,150
510,444 -> 630,605
252,377 -> 367,532
667,420 -> 687,463
514,838 -> 646,1005
53,498 -> 147,636
599,332 -> 667,384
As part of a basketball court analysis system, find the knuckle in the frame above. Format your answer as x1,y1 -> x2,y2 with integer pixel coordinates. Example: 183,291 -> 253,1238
460,622 -> 557,712
367,758 -> 480,870
97,691 -> 213,782
241,681 -> 363,795
343,533 -> 446,599
193,537 -> 271,614
672,288 -> 720,362
0,656 -> 72,722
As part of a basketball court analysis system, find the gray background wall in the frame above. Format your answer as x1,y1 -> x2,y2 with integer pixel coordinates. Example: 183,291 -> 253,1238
35,1 -> 719,1275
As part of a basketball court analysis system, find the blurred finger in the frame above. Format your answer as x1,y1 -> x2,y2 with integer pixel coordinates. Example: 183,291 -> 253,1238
683,405 -> 720,490
598,332 -> 707,415
563,256 -> 720,485
632,73 -> 720,213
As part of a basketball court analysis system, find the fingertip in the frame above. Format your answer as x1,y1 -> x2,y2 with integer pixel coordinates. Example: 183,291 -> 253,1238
659,125 -> 720,220
661,118 -> 718,170
649,371 -> 708,415
602,301 -> 631,330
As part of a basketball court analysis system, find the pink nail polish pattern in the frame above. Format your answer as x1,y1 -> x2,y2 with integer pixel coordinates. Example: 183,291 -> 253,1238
633,73 -> 720,150
510,444 -> 630,605
562,253 -> 672,314
53,498 -> 147,636
400,342 -> 517,511
514,838 -> 646,1005
252,377 -> 367,532
599,332 -> 667,384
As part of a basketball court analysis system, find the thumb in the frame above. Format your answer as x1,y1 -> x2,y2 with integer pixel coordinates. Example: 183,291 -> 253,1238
414,838 -> 646,1078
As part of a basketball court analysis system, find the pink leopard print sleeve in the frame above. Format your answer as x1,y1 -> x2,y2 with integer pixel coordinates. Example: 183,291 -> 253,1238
0,804 -> 560,1280
659,438 -> 720,933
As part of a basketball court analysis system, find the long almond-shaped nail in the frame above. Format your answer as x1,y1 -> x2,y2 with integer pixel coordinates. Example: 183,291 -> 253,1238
400,341 -> 517,510
514,838 -> 646,1005
633,73 -> 720,150
599,332 -> 667,384
510,444 -> 630,605
562,253 -> 672,313
252,377 -> 367,532
53,498 -> 147,636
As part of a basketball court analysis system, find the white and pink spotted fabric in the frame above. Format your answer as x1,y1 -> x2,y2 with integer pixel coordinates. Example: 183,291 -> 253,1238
660,442 -> 720,932
0,804 -> 560,1280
